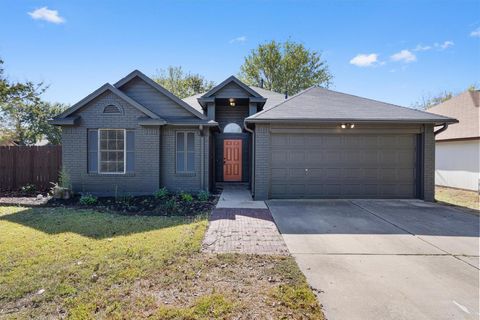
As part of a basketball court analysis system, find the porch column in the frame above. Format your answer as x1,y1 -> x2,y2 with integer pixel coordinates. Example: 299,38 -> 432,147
249,102 -> 258,116
207,102 -> 215,120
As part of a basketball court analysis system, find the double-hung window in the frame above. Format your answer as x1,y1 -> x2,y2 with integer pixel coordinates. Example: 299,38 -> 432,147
176,131 -> 195,173
88,129 -> 134,174
99,129 -> 125,173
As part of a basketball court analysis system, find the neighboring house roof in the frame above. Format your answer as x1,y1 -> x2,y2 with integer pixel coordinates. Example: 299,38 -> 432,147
427,90 -> 479,141
247,86 -> 457,124
182,85 -> 285,111
54,83 -> 162,120
114,70 -> 207,120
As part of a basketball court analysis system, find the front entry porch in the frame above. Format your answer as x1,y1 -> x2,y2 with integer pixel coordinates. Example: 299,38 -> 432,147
214,133 -> 251,184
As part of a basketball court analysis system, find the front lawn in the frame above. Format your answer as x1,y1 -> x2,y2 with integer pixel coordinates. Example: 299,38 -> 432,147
0,206 -> 324,319
436,186 -> 479,213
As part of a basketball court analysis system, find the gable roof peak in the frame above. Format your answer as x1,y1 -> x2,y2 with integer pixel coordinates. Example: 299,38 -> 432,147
55,83 -> 161,120
200,75 -> 263,99
114,69 -> 207,120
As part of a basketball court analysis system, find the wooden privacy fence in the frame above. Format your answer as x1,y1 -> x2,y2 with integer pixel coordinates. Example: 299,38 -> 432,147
0,146 -> 62,191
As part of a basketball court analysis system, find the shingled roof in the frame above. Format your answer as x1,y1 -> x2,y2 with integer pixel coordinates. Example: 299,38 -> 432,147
247,86 -> 457,124
428,90 -> 479,140
182,85 -> 285,111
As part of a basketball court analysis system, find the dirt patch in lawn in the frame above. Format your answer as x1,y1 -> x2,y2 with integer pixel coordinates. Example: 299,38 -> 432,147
436,186 -> 479,214
130,254 -> 323,319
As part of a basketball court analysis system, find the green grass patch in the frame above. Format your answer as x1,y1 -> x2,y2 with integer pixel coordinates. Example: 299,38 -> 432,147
152,294 -> 235,320
0,206 -> 324,319
0,206 -> 206,318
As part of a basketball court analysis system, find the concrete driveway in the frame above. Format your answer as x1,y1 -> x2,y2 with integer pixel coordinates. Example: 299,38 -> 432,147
268,199 -> 479,320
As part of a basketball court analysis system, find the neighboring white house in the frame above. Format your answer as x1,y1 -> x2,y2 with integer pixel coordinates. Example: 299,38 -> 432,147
429,90 -> 479,191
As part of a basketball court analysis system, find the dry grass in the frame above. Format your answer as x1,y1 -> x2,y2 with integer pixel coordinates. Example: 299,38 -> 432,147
435,186 -> 479,214
0,206 -> 323,319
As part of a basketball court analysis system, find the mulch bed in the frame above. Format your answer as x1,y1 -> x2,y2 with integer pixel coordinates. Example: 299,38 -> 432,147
0,192 -> 219,216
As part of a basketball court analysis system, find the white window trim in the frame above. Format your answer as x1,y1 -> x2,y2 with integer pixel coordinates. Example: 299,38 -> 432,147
175,131 -> 195,174
223,122 -> 243,133
98,129 -> 127,175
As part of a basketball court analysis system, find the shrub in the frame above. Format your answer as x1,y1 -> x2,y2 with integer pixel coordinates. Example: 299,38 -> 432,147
58,168 -> 71,189
180,192 -> 193,202
154,187 -> 169,199
20,184 -> 36,195
197,190 -> 210,201
79,194 -> 98,205
164,198 -> 177,212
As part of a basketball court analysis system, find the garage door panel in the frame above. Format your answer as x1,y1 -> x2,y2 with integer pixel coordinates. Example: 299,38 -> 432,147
305,151 -> 323,163
397,151 -> 416,164
289,134 -> 306,146
324,150 -> 342,162
363,184 -> 379,196
345,168 -> 361,178
271,151 -> 288,163
306,184 -> 324,196
271,134 -> 289,146
306,168 -> 323,178
290,152 -> 305,163
398,168 -> 415,180
271,184 -> 306,197
271,168 -> 287,179
304,135 -> 324,146
270,133 -> 417,198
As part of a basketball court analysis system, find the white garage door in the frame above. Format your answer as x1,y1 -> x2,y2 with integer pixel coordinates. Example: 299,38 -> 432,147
270,133 -> 418,198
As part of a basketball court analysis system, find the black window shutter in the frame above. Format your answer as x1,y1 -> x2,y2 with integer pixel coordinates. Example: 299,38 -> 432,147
126,130 -> 135,173
87,129 -> 98,173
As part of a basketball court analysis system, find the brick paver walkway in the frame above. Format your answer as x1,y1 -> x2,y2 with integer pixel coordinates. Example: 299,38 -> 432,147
202,208 -> 289,255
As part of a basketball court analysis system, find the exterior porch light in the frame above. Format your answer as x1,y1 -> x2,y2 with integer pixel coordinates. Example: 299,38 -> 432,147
229,98 -> 236,107
340,123 -> 355,129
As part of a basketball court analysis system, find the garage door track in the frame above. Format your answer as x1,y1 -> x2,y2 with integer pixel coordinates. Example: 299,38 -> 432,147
268,199 -> 479,320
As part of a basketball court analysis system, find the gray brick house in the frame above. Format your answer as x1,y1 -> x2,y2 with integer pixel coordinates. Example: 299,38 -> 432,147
51,70 -> 456,200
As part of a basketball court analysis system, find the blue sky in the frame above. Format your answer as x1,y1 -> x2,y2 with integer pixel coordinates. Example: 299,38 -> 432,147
1,0 -> 479,107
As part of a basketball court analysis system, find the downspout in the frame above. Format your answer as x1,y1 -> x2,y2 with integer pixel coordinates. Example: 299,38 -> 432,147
199,125 -> 204,191
244,120 -> 255,198
434,123 -> 449,136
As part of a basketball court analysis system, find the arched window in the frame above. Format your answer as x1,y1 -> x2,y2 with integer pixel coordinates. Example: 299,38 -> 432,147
223,123 -> 242,133
103,104 -> 122,114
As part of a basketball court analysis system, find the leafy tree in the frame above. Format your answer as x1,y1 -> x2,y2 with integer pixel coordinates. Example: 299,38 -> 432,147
0,59 -> 66,145
152,66 -> 215,98
31,102 -> 68,145
467,83 -> 479,92
411,91 -> 453,110
0,128 -> 16,145
412,84 -> 478,109
239,40 -> 333,96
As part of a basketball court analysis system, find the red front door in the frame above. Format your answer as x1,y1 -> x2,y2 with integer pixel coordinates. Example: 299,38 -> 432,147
223,139 -> 242,181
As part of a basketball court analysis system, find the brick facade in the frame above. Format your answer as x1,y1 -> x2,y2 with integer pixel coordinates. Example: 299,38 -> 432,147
253,124 -> 270,200
423,124 -> 435,201
160,125 -> 209,193
62,91 -> 160,195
